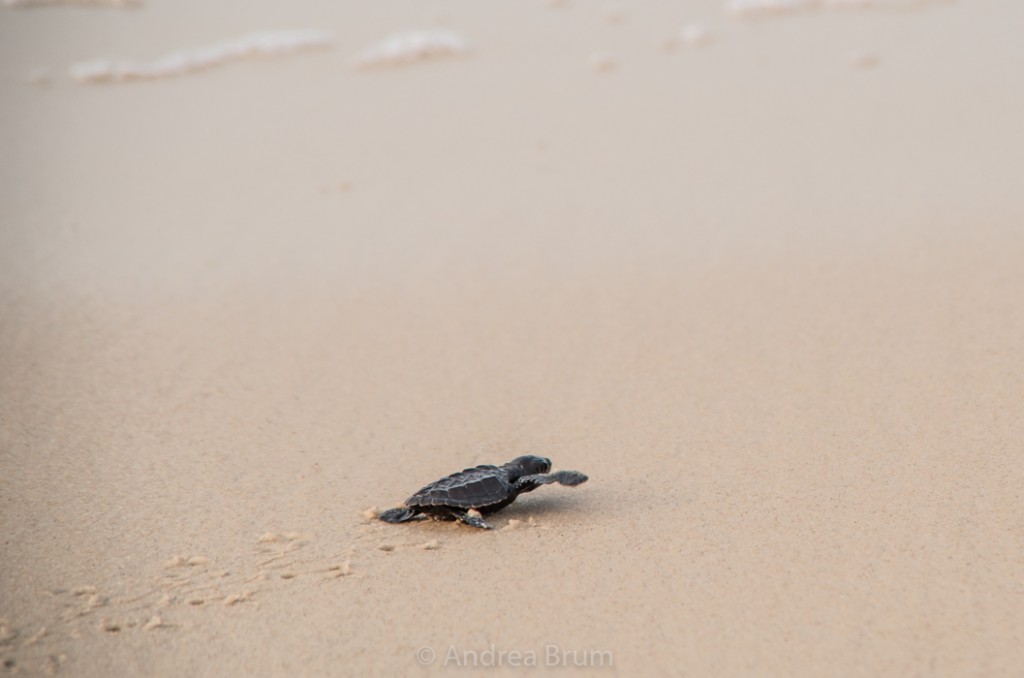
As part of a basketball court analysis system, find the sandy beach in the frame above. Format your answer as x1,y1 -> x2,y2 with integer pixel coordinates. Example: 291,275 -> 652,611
2,0 -> 1023,675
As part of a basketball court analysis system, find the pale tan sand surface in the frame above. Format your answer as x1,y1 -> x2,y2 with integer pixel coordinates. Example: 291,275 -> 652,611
2,1 -> 1023,675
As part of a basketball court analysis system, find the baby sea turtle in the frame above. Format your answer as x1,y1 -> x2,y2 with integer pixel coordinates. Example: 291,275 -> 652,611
378,455 -> 588,529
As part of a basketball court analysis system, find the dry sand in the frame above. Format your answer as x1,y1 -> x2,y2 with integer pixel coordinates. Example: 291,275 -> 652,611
2,0 -> 1023,675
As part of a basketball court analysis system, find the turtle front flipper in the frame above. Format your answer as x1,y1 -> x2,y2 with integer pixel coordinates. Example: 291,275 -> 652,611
514,470 -> 588,493
448,509 -> 493,530
551,470 -> 588,486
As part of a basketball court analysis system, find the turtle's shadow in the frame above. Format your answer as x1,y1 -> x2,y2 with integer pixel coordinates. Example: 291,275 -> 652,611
500,492 -> 592,520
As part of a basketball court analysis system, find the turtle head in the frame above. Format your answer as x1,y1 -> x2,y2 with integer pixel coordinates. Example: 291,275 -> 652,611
503,455 -> 552,481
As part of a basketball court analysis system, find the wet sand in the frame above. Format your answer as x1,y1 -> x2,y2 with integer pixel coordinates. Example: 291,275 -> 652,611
2,0 -> 1023,675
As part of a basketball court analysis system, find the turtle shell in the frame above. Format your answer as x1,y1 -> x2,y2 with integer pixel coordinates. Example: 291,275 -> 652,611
405,464 -> 512,510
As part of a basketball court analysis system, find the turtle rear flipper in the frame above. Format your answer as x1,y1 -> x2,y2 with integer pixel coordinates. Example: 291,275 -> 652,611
448,509 -> 493,530
379,507 -> 420,523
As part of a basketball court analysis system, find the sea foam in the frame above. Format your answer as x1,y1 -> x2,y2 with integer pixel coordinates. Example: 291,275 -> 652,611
70,30 -> 332,84
728,0 -> 954,18
351,30 -> 468,69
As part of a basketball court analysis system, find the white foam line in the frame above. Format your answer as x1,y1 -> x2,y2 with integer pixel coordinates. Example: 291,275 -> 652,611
824,0 -> 954,8
4,0 -> 140,7
351,30 -> 468,70
70,29 -> 333,84
728,0 -> 953,19
680,23 -> 714,47
728,0 -> 816,18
